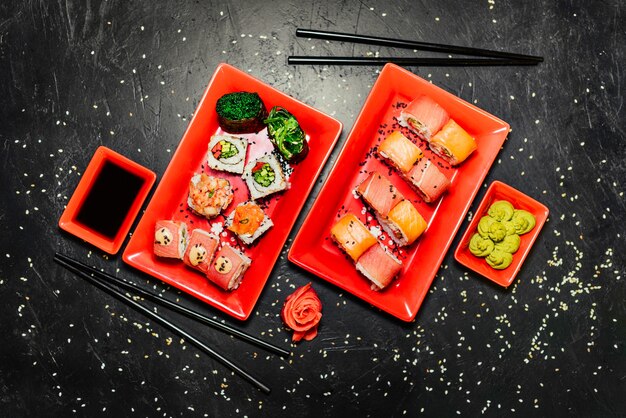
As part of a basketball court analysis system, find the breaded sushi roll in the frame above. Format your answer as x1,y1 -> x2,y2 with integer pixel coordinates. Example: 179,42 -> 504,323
330,213 -> 377,262
355,172 -> 403,218
205,244 -> 251,291
355,243 -> 402,290
226,201 -> 273,245
243,154 -> 288,200
400,95 -> 449,140
377,131 -> 423,173
188,173 -> 234,219
182,228 -> 219,274
378,200 -> 427,247
429,119 -> 477,166
207,134 -> 249,174
154,220 -> 188,259
406,158 -> 451,203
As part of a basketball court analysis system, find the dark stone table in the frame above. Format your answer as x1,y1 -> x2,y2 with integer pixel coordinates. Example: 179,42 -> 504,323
1,1 -> 624,416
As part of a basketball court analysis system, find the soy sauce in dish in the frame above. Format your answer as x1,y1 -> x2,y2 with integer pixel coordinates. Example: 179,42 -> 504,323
74,161 -> 145,238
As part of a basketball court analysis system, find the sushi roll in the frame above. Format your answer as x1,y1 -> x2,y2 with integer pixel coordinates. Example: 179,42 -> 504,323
188,173 -> 234,219
400,95 -> 449,140
406,158 -> 451,203
182,228 -> 219,274
226,201 -> 273,245
377,200 -> 427,247
429,119 -> 477,166
355,243 -> 403,290
242,154 -> 288,200
207,134 -> 249,174
216,92 -> 267,134
355,172 -> 403,218
330,213 -> 377,262
154,220 -> 188,259
205,244 -> 251,291
377,131 -> 423,173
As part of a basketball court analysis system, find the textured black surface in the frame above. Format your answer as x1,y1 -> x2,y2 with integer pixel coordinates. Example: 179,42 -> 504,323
1,1 -> 625,417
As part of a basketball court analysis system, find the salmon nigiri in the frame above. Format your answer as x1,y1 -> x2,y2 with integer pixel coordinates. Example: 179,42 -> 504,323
400,96 -> 449,140
330,213 -> 377,262
355,243 -> 402,290
429,119 -> 477,165
380,200 -> 428,246
407,158 -> 451,203
377,131 -> 423,173
356,172 -> 403,218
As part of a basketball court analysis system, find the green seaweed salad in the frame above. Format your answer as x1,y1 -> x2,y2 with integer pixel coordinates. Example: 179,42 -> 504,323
264,106 -> 309,163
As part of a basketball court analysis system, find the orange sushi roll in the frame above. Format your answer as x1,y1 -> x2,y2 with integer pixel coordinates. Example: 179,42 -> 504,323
330,213 -> 377,262
355,172 -> 403,218
429,119 -> 477,165
377,131 -> 423,173
400,96 -> 449,140
381,200 -> 428,246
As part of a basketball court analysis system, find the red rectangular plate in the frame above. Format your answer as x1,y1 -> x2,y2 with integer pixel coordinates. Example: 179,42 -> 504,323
123,63 -> 342,320
454,181 -> 549,287
288,63 -> 510,322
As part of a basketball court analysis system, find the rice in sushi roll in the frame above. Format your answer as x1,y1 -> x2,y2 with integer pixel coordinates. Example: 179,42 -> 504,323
205,244 -> 252,291
182,228 -> 219,274
376,200 -> 427,247
242,154 -> 288,200
154,220 -> 188,259
330,213 -> 378,262
207,134 -> 249,174
188,173 -> 234,219
400,95 -> 449,140
226,201 -> 273,245
406,157 -> 451,203
377,131 -> 423,174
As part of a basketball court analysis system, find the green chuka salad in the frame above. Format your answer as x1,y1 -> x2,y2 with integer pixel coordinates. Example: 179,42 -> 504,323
264,106 -> 309,163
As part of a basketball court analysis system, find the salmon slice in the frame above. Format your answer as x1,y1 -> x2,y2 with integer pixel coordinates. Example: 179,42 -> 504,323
356,243 -> 403,290
356,172 -> 404,218
381,200 -> 428,246
407,158 -> 451,203
330,213 -> 377,262
183,229 -> 219,274
205,244 -> 251,291
377,131 -> 423,173
429,119 -> 477,165
400,96 -> 449,140
154,220 -> 188,259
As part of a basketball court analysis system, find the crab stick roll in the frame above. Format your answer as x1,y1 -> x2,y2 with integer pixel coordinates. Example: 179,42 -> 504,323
205,244 -> 251,291
400,96 -> 449,140
330,213 -> 377,262
377,131 -> 423,173
182,229 -> 219,274
378,200 -> 427,246
406,158 -> 451,203
356,243 -> 403,290
355,172 -> 403,218
154,220 -> 188,259
429,119 -> 477,165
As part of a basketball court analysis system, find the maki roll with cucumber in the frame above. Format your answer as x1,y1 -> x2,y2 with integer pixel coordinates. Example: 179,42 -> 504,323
264,106 -> 309,163
216,92 -> 267,134
242,154 -> 288,200
207,134 -> 249,174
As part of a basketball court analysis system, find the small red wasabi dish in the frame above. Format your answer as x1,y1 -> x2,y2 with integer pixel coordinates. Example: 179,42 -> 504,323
281,283 -> 322,342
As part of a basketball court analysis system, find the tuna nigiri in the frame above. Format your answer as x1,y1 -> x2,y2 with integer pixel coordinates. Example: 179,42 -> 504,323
330,213 -> 377,262
182,228 -> 219,274
154,220 -> 188,259
355,243 -> 403,290
377,131 -> 423,173
205,244 -> 251,291
355,172 -> 403,218
400,96 -> 449,140
380,200 -> 428,246
407,158 -> 451,203
429,119 -> 477,165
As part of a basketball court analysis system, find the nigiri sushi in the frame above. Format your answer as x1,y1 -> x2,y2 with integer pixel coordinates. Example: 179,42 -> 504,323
188,173 -> 234,219
154,220 -> 188,259
355,172 -> 403,218
330,213 -> 377,262
400,96 -> 449,140
205,244 -> 251,291
379,200 -> 427,246
429,119 -> 477,166
226,201 -> 273,245
377,131 -> 423,173
355,243 -> 403,290
406,158 -> 451,203
182,228 -> 219,274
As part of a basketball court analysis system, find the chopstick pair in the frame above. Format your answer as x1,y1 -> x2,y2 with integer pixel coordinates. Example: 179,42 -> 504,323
289,28 -> 543,67
54,252 -> 289,394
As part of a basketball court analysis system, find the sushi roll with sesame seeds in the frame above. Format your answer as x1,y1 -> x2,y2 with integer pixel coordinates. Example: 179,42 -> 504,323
225,201 -> 273,245
406,158 -> 451,203
182,228 -> 219,274
242,154 -> 288,200
355,242 -> 403,290
188,173 -> 234,219
428,119 -> 477,166
205,244 -> 251,291
399,95 -> 449,140
154,220 -> 188,259
330,213 -> 378,262
207,134 -> 249,174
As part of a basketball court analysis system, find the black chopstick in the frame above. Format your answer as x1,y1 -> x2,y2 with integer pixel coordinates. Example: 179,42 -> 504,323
296,28 -> 543,62
55,252 -> 290,358
288,56 -> 539,67
54,255 -> 271,394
